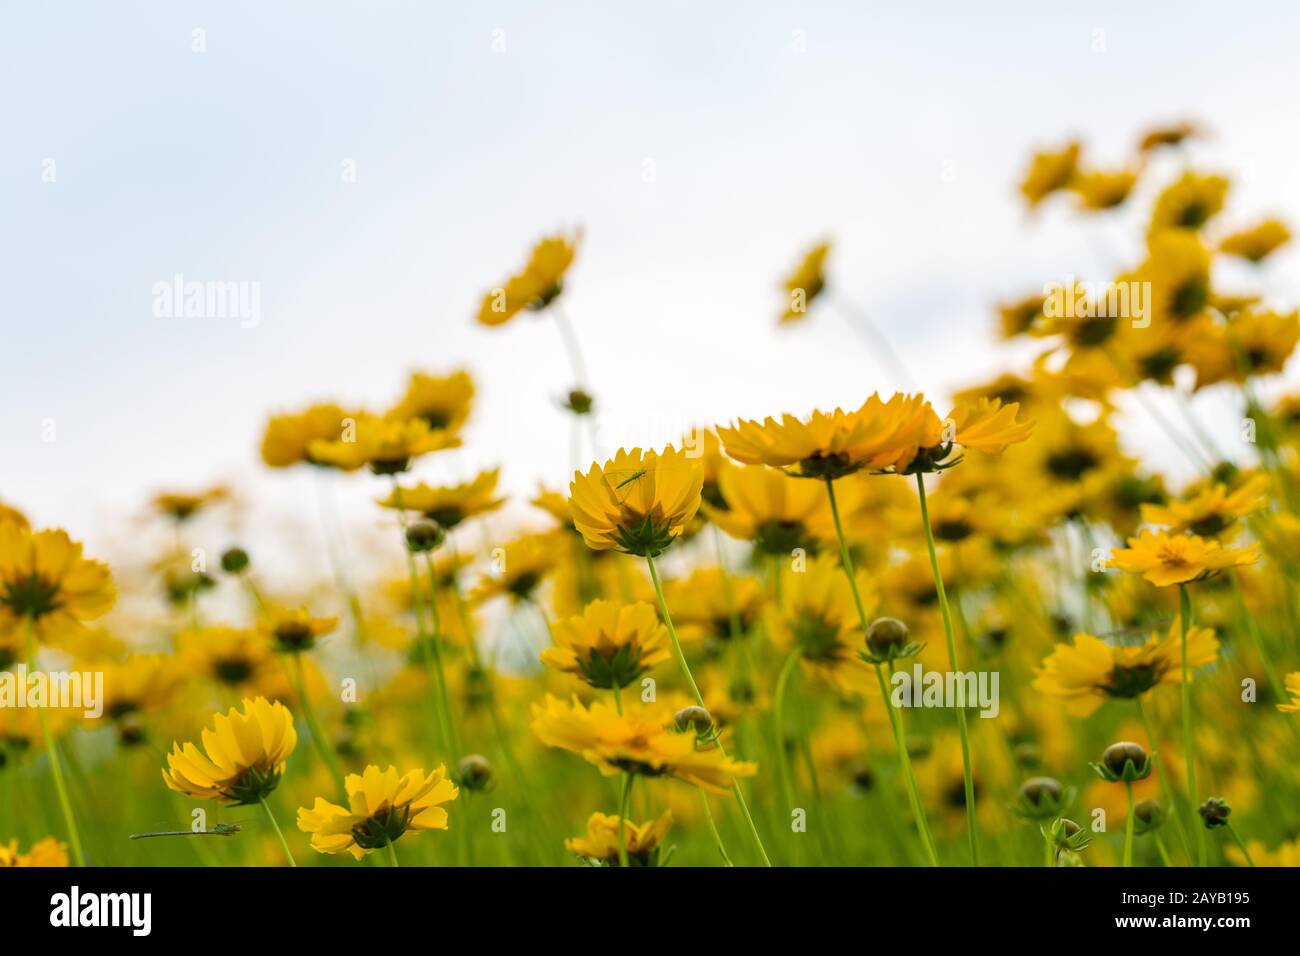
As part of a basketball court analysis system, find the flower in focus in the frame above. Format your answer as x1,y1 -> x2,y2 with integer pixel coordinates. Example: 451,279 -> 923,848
1109,529 -> 1260,587
0,836 -> 68,867
386,369 -> 475,432
779,240 -> 831,324
476,230 -> 581,327
162,697 -> 297,805
307,414 -> 460,474
540,599 -> 670,689
1033,620 -> 1219,717
530,695 -> 757,793
377,468 -> 505,529
569,446 -> 703,556
297,764 -> 459,859
566,810 -> 673,866
0,525 -> 115,645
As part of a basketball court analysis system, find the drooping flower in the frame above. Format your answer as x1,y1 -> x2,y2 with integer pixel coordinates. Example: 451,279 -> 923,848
540,599 -> 670,689
569,446 -> 703,556
297,764 -> 459,859
162,697 -> 297,805
475,230 -> 581,327
778,240 -> 831,324
0,524 -> 115,646
566,810 -> 673,866
1033,620 -> 1219,716
1109,529 -> 1260,587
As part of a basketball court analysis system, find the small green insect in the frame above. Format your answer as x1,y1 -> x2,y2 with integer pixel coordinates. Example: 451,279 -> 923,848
607,469 -> 648,503
128,823 -> 242,840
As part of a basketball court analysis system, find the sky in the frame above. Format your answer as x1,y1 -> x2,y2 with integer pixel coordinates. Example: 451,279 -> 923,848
4,0 -> 1300,566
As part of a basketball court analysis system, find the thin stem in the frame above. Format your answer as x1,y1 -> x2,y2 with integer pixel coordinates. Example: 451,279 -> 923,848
645,553 -> 770,867
1123,781 -> 1135,867
698,789 -> 734,866
1135,699 -> 1193,860
385,839 -> 400,867
258,796 -> 297,867
288,652 -> 347,801
1179,584 -> 1206,866
616,772 -> 633,868
1154,834 -> 1174,868
26,618 -> 86,867
824,477 -> 939,865
772,649 -> 802,865
913,473 -> 979,866
1225,824 -> 1255,867
421,553 -> 464,758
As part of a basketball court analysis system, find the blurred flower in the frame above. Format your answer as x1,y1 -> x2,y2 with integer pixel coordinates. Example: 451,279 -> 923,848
307,414 -> 460,474
386,369 -> 474,432
260,403 -> 352,468
1109,530 -> 1260,586
151,486 -> 228,522
1219,219 -> 1291,263
1018,140 -> 1080,207
1140,474 -> 1268,537
566,810 -> 672,866
258,606 -> 338,654
0,525 -> 115,645
472,532 -> 561,603
540,599 -> 670,689
779,240 -> 831,323
476,230 -> 581,326
378,469 -> 505,529
1278,672 -> 1300,713
0,836 -> 68,867
1071,168 -> 1138,211
1150,171 -> 1229,232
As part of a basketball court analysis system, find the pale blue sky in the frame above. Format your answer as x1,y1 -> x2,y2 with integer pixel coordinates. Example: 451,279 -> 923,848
4,1 -> 1299,558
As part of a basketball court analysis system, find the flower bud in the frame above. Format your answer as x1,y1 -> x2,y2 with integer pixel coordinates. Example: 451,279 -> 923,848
220,547 -> 250,574
866,617 -> 909,656
1198,797 -> 1231,829
1103,741 -> 1148,778
456,754 -> 493,792
405,520 -> 445,553
674,705 -> 714,737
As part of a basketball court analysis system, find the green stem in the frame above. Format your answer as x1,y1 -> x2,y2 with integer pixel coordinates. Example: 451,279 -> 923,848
1123,781 -> 1135,867
645,553 -> 770,867
288,652 -> 347,800
616,772 -> 633,867
1154,833 -> 1173,867
823,477 -> 939,865
1179,584 -> 1205,866
913,473 -> 979,865
699,789 -> 734,866
26,618 -> 86,867
1135,699 -> 1194,860
421,553 -> 464,758
258,795 -> 297,866
772,649 -> 802,864
1225,823 -> 1255,867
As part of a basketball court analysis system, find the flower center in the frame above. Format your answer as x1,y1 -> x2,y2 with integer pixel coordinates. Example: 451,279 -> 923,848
1,574 -> 62,619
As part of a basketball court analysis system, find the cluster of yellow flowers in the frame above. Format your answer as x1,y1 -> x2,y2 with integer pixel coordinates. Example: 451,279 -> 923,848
4,119 -> 1300,869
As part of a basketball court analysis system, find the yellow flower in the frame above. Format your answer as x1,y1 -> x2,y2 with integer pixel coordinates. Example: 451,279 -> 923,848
768,555 -> 873,688
1278,672 -> 1300,714
0,525 -> 115,645
0,836 -> 68,867
260,403 -> 353,468
943,398 -> 1037,458
180,625 -> 275,690
779,240 -> 831,324
151,485 -> 228,521
0,502 -> 28,530
566,810 -> 673,866
297,764 -> 459,860
531,484 -> 576,531
530,695 -> 757,794
377,469 -> 505,529
1219,219 -> 1291,263
258,606 -> 338,654
1139,121 -> 1199,152
663,566 -> 765,641
471,531 -> 562,603
1071,168 -> 1138,211
540,599 -> 670,689
1033,621 -> 1219,717
1019,140 -> 1080,207
997,293 -> 1046,339
162,697 -> 297,805
569,446 -> 703,555
1140,474 -> 1268,537
1109,529 -> 1260,587
386,369 -> 474,432
307,414 -> 460,474
476,230 -> 581,327
1226,836 -> 1300,867
100,654 -> 184,725
1150,171 -> 1229,233
704,461 -> 834,554
1140,230 -> 1213,324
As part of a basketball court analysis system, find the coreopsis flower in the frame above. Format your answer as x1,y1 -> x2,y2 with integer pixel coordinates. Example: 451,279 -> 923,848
307,414 -> 460,474
1109,529 -> 1260,587
998,293 -> 1047,339
1138,121 -> 1199,152
663,567 -> 764,642
1018,140 -> 1080,207
703,461 -> 833,555
1140,474 -> 1268,538
99,654 -> 185,742
258,606 -> 338,654
718,394 -> 936,479
476,230 -> 581,327
566,810 -> 673,866
0,502 -> 28,529
0,524 -> 115,645
1140,230 -> 1213,325
531,485 -> 577,532
377,468 -> 505,529
569,445 -> 703,556
530,695 -> 757,794
1150,171 -> 1229,233
1071,168 -> 1138,211
1278,672 -> 1300,714
1219,219 -> 1291,263
471,531 -> 561,603
162,697 -> 297,805
1033,620 -> 1219,716
768,555 -> 875,686
1188,309 -> 1300,386
0,836 -> 68,867
260,403 -> 353,468
540,599 -> 670,689
387,369 -> 474,432
297,764 -> 459,859
779,240 -> 831,323
180,625 -> 275,691
151,486 -> 228,522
